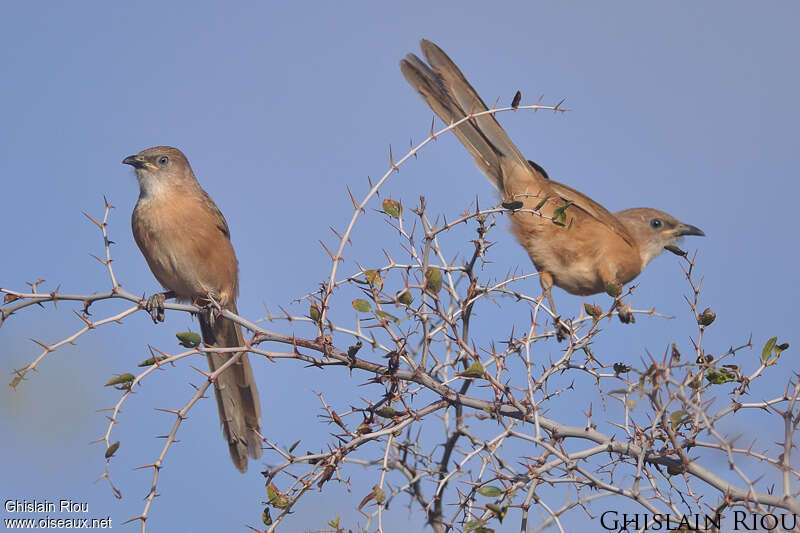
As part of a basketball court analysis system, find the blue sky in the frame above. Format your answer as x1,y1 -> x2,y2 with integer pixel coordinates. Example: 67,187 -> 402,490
1,2 -> 798,532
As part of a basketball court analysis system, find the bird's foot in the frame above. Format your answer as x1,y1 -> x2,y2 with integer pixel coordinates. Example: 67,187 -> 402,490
196,298 -> 222,330
144,292 -> 168,323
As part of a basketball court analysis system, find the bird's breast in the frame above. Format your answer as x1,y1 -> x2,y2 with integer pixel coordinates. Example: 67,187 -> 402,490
509,212 -> 642,296
131,194 -> 238,303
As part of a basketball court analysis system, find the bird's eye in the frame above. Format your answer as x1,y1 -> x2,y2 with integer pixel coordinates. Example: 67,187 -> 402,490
158,156 -> 169,166
650,219 -> 662,229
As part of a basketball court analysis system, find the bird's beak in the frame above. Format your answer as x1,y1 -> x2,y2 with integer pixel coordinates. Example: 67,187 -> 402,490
676,223 -> 705,237
122,155 -> 147,169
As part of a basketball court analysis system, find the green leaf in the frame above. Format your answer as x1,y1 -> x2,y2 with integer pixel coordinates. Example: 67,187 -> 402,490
533,193 -> 551,211
104,373 -> 135,387
352,299 -> 372,313
262,507 -> 272,526
373,310 -> 400,323
669,410 -> 688,431
267,483 -> 289,509
604,282 -> 621,298
309,302 -> 321,323
397,290 -> 413,305
364,269 -> 383,291
501,200 -> 523,210
176,331 -> 201,348
382,198 -> 402,219
376,406 -> 397,418
477,486 -> 503,497
486,504 -> 508,523
137,355 -> 168,367
761,337 -> 789,366
705,368 -> 736,385
697,307 -> 716,326
762,336 -> 777,364
584,303 -> 603,320
551,201 -> 573,225
664,244 -> 687,256
105,441 -> 120,459
465,519 -> 487,531
424,267 -> 443,295
457,361 -> 485,379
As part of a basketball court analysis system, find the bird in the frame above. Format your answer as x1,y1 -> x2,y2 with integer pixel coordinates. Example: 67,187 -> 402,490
123,146 -> 261,472
400,40 -> 704,313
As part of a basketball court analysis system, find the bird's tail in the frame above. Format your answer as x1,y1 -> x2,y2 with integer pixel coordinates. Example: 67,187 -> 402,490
400,39 -> 533,191
199,302 -> 262,473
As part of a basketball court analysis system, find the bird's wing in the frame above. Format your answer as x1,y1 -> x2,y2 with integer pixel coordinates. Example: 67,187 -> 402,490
546,180 -> 636,247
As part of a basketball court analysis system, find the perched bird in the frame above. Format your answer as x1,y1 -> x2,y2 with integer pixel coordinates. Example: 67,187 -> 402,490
123,146 -> 261,472
400,40 -> 704,311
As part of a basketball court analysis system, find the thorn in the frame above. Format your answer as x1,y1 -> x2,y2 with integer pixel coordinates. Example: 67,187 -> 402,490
154,407 -> 182,416
389,145 -> 398,172
191,364 -> 213,379
82,212 -> 104,229
27,279 -> 45,293
329,226 -> 351,246
430,116 -> 436,138
345,185 -> 359,211
30,338 -> 53,352
319,240 -> 338,262
89,253 -> 109,266
73,310 -> 93,328
121,515 -> 146,525
147,345 -> 171,362
278,305 -> 293,322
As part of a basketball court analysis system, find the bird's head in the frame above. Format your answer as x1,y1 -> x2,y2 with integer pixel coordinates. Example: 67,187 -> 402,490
615,207 -> 705,267
122,146 -> 193,197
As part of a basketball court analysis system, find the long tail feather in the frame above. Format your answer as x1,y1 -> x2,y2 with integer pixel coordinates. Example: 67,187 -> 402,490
199,302 -> 261,473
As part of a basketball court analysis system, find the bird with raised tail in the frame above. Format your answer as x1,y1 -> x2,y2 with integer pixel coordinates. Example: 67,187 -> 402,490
400,40 -> 704,311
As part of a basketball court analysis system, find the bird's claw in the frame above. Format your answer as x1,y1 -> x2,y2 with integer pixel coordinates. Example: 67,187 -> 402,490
199,301 -> 220,330
145,293 -> 166,323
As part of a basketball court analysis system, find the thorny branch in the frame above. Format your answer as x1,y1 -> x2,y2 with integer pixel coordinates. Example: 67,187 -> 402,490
2,102 -> 797,533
